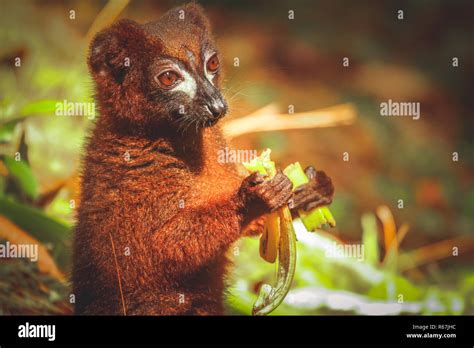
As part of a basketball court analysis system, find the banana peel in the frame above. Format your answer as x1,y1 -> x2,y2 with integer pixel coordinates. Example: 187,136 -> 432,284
242,149 -> 336,316
252,207 -> 296,316
243,149 -> 297,316
260,211 -> 280,263
243,149 -> 281,264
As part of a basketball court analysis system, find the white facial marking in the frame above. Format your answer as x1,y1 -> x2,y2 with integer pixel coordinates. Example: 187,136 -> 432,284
212,99 -> 223,110
204,105 -> 212,115
205,70 -> 214,85
171,68 -> 197,99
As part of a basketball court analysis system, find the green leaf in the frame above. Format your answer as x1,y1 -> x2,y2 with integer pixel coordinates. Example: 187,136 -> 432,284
367,274 -> 422,302
0,175 -> 5,197
2,155 -> 39,199
0,119 -> 19,143
361,213 -> 380,266
0,197 -> 71,270
20,100 -> 60,116
0,100 -> 62,131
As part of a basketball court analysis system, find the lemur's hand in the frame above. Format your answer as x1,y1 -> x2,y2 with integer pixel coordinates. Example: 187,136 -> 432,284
290,166 -> 334,212
239,170 -> 293,218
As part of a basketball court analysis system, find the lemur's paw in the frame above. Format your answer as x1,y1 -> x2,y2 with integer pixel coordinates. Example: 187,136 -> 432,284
240,170 -> 293,214
291,166 -> 334,211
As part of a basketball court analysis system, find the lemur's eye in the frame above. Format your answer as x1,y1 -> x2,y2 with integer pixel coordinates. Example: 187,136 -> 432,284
155,71 -> 181,88
206,54 -> 220,73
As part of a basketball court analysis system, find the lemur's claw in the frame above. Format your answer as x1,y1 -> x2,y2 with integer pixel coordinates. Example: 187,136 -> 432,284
304,165 -> 317,180
240,170 -> 293,214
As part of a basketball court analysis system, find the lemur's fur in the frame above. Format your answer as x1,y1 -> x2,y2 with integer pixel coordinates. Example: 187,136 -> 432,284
73,3 -> 334,315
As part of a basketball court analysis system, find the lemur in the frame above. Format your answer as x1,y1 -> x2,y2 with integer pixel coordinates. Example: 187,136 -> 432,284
73,3 -> 334,315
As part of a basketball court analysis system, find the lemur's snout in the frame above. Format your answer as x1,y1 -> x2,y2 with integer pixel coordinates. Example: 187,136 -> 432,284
207,98 -> 227,118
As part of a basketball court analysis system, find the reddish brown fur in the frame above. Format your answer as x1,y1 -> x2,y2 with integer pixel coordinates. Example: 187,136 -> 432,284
73,3 -> 333,316
73,4 -> 275,316
74,123 -> 246,315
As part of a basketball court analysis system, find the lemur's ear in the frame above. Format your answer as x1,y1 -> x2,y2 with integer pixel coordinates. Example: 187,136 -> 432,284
88,19 -> 152,83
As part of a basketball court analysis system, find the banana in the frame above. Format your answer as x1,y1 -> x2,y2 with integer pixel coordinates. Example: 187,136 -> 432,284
243,150 -> 335,316
243,149 -> 280,264
259,211 -> 280,263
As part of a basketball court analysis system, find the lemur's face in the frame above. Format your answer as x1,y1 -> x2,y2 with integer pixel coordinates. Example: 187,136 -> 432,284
88,4 -> 227,131
143,6 -> 227,130
147,48 -> 225,129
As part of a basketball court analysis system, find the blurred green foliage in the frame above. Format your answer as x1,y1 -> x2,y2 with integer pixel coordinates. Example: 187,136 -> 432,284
0,0 -> 473,315
226,218 -> 471,315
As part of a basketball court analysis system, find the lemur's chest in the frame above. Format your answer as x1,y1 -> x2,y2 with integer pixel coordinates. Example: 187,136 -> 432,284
190,128 -> 242,203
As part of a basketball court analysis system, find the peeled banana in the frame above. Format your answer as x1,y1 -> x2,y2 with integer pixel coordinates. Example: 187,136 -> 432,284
242,149 -> 336,316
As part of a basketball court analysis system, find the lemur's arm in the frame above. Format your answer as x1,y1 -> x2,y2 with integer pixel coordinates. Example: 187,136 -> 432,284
152,171 -> 293,275
243,166 -> 335,235
152,166 -> 334,275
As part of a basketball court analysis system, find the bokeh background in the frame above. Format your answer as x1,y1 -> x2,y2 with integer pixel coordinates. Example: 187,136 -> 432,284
0,0 -> 473,315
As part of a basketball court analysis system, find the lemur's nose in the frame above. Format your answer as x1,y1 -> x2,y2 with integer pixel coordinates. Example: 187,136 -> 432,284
207,99 -> 227,118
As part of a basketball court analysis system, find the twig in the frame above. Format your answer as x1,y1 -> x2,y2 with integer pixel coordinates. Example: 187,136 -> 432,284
84,0 -> 130,47
222,103 -> 357,139
0,215 -> 65,282
398,236 -> 474,271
